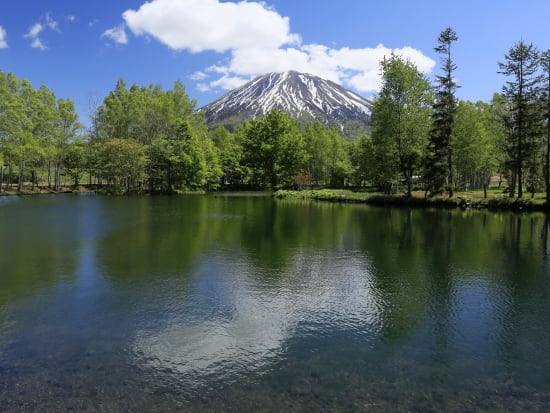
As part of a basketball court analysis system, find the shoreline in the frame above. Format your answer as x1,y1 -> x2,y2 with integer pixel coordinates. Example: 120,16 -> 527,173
0,185 -> 96,197
2,186 -> 548,213
274,189 -> 550,213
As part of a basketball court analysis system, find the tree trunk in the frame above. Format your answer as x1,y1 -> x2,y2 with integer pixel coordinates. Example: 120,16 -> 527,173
448,147 -> 453,197
17,156 -> 25,192
546,98 -> 550,203
54,156 -> 62,191
47,160 -> 52,188
517,160 -> 523,199
406,178 -> 413,197
7,165 -> 12,189
509,169 -> 516,198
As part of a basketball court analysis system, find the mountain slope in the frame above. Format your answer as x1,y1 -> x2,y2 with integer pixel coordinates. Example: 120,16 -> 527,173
199,71 -> 372,134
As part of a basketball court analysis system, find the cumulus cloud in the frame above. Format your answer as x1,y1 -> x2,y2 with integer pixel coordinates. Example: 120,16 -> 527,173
207,43 -> 435,95
101,24 -> 128,45
24,13 -> 60,50
119,0 -> 435,95
123,0 -> 300,52
0,26 -> 7,49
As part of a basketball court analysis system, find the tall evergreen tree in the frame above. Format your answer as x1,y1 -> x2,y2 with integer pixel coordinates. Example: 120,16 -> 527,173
541,49 -> 550,202
498,40 -> 541,198
425,27 -> 459,197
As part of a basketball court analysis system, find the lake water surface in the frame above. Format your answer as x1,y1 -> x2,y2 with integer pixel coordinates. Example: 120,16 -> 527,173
1,194 -> 550,411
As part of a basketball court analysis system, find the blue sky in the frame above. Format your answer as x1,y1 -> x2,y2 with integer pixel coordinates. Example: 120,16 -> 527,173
1,0 -> 550,127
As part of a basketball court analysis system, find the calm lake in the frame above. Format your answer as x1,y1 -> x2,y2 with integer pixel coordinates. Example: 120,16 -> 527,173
1,194 -> 550,411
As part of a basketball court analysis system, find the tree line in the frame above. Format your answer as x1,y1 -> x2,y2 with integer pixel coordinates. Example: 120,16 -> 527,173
0,75 -> 353,194
356,28 -> 550,200
0,72 -> 82,192
1,28 -> 550,198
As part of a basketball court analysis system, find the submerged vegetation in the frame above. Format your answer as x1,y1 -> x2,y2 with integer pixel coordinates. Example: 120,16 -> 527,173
1,29 -> 550,210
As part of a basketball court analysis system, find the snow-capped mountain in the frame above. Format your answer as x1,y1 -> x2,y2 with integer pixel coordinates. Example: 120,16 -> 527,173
199,71 -> 372,134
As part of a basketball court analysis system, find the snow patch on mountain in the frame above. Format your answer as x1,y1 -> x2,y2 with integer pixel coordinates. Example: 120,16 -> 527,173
199,71 -> 372,130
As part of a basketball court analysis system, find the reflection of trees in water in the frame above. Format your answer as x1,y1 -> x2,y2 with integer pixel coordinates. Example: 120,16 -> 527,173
0,196 -> 83,308
3,195 -> 550,407
350,206 -> 550,381
3,196 -> 550,383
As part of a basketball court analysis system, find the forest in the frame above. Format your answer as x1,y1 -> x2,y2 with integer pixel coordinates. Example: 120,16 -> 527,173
1,29 -> 549,200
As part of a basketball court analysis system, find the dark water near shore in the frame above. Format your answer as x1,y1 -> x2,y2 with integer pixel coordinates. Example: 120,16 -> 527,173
1,194 -> 550,412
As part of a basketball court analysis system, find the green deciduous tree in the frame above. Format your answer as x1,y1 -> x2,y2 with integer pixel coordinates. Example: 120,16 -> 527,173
98,138 -> 147,193
241,110 -> 307,188
63,140 -> 87,186
211,127 -> 245,187
370,53 -> 433,195
453,101 -> 499,197
53,98 -> 83,190
301,121 -> 353,188
90,79 -> 222,192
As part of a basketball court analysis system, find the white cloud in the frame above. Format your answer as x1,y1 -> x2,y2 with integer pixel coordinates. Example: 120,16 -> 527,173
101,24 -> 128,45
67,15 -> 76,23
24,14 -> 60,50
26,23 -> 44,39
117,0 -> 435,95
209,75 -> 250,91
0,26 -> 7,49
199,43 -> 435,94
190,71 -> 208,81
123,0 -> 299,52
196,83 -> 211,93
30,37 -> 47,51
45,13 -> 60,32
88,19 -> 99,28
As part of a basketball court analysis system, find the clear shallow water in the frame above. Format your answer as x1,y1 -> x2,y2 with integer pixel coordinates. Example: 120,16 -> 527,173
1,194 -> 550,411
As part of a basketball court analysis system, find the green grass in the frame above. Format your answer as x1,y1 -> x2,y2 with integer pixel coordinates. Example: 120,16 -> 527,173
273,189 -> 549,212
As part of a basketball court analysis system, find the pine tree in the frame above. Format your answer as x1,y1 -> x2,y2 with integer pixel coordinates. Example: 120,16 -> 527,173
498,41 -> 541,198
425,27 -> 459,197
541,50 -> 550,202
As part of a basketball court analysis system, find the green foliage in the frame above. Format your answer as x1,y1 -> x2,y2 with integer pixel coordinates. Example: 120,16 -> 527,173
274,189 -> 549,212
452,100 -> 499,195
98,138 -> 147,192
370,53 -> 433,195
538,49 -> 550,201
6,35 -> 550,199
498,40 -> 541,198
302,121 -> 354,188
0,71 -> 82,192
240,110 -> 307,189
90,79 -> 221,192
211,126 -> 245,187
63,141 -> 87,186
425,27 -> 459,197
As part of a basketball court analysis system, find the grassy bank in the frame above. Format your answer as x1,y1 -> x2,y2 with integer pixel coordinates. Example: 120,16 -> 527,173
0,185 -> 97,196
274,189 -> 549,212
